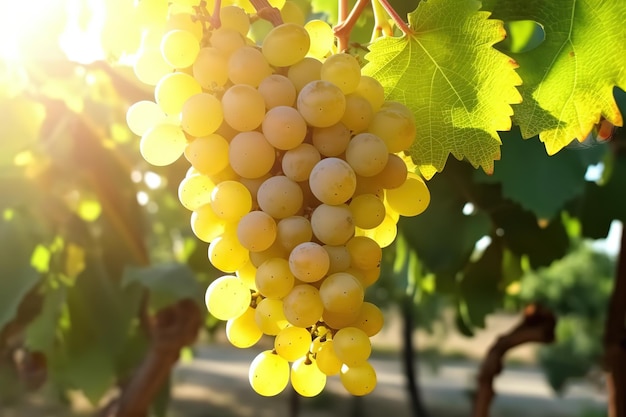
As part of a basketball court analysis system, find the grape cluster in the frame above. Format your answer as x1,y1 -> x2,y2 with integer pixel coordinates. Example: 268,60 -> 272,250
127,1 -> 430,398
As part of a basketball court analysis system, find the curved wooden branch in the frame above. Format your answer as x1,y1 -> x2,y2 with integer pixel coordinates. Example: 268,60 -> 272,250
471,304 -> 556,417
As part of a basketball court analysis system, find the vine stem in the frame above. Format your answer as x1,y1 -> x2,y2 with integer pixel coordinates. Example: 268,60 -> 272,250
249,0 -> 283,26
333,0 -> 370,52
375,0 -> 414,36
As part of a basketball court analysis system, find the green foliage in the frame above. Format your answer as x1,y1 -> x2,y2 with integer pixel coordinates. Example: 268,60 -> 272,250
363,0 -> 522,178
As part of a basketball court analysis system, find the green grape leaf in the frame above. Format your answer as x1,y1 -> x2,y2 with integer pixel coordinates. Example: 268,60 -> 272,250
484,0 -> 626,154
362,0 -> 522,179
476,128 -> 608,220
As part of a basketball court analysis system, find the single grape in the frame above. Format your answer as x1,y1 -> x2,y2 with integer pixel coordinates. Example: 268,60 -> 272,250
274,326 -> 311,361
249,350 -> 290,396
193,47 -> 229,89
288,242 -> 330,283
315,339 -> 342,375
226,306 -> 263,348
308,157 -> 357,205
258,74 -> 297,108
184,133 -> 230,176
297,80 -> 346,127
155,72 -> 202,115
262,22 -> 310,67
255,297 -> 289,335
276,216 -> 313,251
208,231 -> 250,272
221,84 -> 266,131
281,143 -> 321,182
345,132 -> 389,177
205,275 -> 251,320
311,123 -> 351,157
262,106 -> 308,150
228,131 -> 276,179
345,236 -> 382,270
228,46 -> 272,87
332,326 -> 371,366
349,302 -> 384,337
210,180 -> 252,221
255,257 -> 295,299
161,29 -> 199,68
319,272 -> 364,314
140,123 -> 187,166
257,176 -> 304,219
181,93 -> 223,137
348,194 -> 386,230
340,362 -> 377,396
237,210 -> 277,252
310,204 -> 355,246
126,100 -> 165,136
282,284 -> 324,328
291,357 -> 327,397
320,53 -> 361,94
385,173 -> 430,217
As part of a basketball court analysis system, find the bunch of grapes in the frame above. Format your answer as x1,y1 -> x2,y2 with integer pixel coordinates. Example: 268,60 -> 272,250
126,1 -> 430,398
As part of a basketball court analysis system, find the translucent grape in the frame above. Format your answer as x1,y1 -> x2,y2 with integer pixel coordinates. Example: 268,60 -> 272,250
315,340 -> 342,375
311,123 -> 351,157
210,180 -> 252,221
181,93 -> 223,137
258,74 -> 297,108
255,258 -> 295,299
249,350 -> 290,396
140,123 -> 187,166
219,5 -> 250,36
320,53 -> 360,94
280,0 -> 305,25
165,12 -> 203,41
288,242 -> 330,283
350,302 -> 384,337
274,326 -> 311,361
191,204 -> 227,242
345,132 -> 389,177
345,236 -> 382,270
341,94 -> 373,133
193,47 -> 229,89
208,232 -> 249,272
323,245 -> 351,275
262,106 -> 307,150
348,194 -> 386,230
332,327 -> 371,366
255,297 -> 289,335
281,143 -> 321,182
354,75 -> 385,112
226,306 -> 263,348
161,29 -> 199,68
155,72 -> 202,115
319,272 -> 364,314
368,103 -> 416,153
184,134 -> 230,176
262,23 -> 310,67
210,26 -> 246,56
178,174 -> 215,210
291,357 -> 326,397
134,47 -> 173,86
322,308 -> 360,329
372,153 -> 408,189
282,284 -> 324,327
340,362 -> 377,396
126,100 -> 165,136
288,57 -> 322,92
308,157 -> 357,205
304,20 -> 334,59
276,216 -> 313,251
221,84 -> 266,131
237,210 -> 277,252
236,260 -> 258,290
205,275 -> 251,320
310,204 -> 354,246
257,176 -> 303,219
228,131 -> 276,179
228,46 -> 272,87
385,173 -> 430,217
358,214 -> 397,248
297,80 -> 346,127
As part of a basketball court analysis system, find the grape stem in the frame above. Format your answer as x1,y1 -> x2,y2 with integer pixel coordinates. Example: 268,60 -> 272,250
375,0 -> 414,36
371,0 -> 394,39
333,0 -> 370,52
249,0 -> 284,26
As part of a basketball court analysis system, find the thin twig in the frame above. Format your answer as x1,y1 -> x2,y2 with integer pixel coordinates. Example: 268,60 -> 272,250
249,0 -> 283,26
333,0 -> 370,52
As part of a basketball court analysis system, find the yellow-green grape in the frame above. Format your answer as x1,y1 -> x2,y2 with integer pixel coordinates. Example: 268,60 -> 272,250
346,236 -> 382,270
210,180 -> 252,221
228,131 -> 276,179
281,143 -> 321,182
257,176 -> 304,219
288,242 -> 330,283
262,106 -> 307,150
184,134 -> 230,176
315,340 -> 342,375
340,362 -> 377,396
297,80 -> 346,128
209,26 -> 247,56
276,216 -> 313,251
274,326 -> 311,361
140,123 -> 187,166
181,93 -> 224,137
280,0 -> 305,26
323,245 -> 351,275
255,297 -> 289,335
209,164 -> 239,184
385,173 -> 430,217
348,194 -> 385,230
262,23 -> 310,67
178,174 -> 215,210
221,84 -> 266,132
191,204 -> 227,242
291,357 -> 326,397
165,12 -> 204,41
354,75 -> 385,112
287,57 -> 322,92
236,260 -> 258,290
345,133 -> 389,177
319,272 -> 364,314
155,72 -> 202,115
304,20 -> 334,59
353,266 -> 381,288
310,203 -> 354,246
226,306 -> 263,348
237,210 -> 277,252
134,47 -> 173,86
282,284 -> 324,327
193,47 -> 229,89
161,29 -> 200,68
205,275 -> 251,320
228,46 -> 273,87
332,327 -> 371,366
219,5 -> 250,36
126,100 -> 165,136
249,350 -> 290,396
258,74 -> 297,108
308,157 -> 357,205
310,335 -> 324,353
320,53 -> 361,94
208,231 -> 250,272
322,307 -> 360,329
372,153 -> 408,190
358,214 -> 397,248
350,302 -> 384,337
311,123 -> 351,157
255,258 -> 295,299
354,174 -> 384,199
368,102 -> 416,153
341,94 -> 373,133
249,240 -> 290,268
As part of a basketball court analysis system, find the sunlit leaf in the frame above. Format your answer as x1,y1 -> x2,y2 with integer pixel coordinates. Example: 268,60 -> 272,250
363,0 -> 522,178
